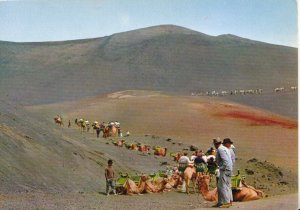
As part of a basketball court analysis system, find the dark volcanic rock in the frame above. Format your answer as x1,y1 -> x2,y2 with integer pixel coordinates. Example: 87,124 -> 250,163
245,168 -> 255,175
190,145 -> 198,151
247,158 -> 258,163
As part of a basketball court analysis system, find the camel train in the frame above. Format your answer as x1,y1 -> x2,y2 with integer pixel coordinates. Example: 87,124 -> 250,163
55,116 -> 264,202
54,117 -> 124,139
115,168 -> 264,202
73,119 -> 120,137
117,174 -> 174,195
112,139 -> 166,157
192,85 -> 298,97
191,88 -> 263,97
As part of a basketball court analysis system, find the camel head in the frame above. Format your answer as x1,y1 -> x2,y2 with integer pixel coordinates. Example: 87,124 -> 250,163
168,173 -> 182,187
146,145 -> 151,151
197,174 -> 210,188
140,174 -> 148,182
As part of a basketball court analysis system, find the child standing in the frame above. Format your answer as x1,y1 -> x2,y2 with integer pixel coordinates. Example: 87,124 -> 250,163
105,159 -> 117,196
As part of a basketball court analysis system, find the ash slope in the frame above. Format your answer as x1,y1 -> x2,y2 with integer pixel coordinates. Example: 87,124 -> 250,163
0,25 -> 297,117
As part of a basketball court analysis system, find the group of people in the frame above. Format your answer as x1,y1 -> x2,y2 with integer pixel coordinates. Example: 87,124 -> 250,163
105,137 -> 236,208
176,138 -> 236,208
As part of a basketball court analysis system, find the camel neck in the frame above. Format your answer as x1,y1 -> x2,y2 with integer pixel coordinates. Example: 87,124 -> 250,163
199,182 -> 210,195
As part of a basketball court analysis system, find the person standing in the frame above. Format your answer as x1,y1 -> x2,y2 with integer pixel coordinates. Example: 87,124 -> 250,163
96,127 -> 100,138
194,151 -> 207,177
223,138 -> 235,170
213,138 -> 233,208
223,138 -> 235,205
105,159 -> 117,196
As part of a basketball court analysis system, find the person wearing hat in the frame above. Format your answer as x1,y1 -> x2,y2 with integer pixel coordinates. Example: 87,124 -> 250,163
223,138 -> 235,206
223,138 -> 235,169
213,138 -> 233,208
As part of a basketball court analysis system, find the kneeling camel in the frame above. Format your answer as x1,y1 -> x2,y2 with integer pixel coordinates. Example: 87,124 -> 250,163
197,174 -> 264,202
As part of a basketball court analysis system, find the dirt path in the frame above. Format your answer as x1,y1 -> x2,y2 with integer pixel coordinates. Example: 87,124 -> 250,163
0,192 -> 297,210
195,193 -> 298,210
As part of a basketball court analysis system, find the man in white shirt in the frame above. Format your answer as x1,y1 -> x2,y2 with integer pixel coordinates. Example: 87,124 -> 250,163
213,138 -> 233,208
223,138 -> 235,169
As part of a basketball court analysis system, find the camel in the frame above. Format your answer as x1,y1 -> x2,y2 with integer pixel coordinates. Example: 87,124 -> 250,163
123,175 -> 157,195
54,116 -> 64,126
103,126 -> 117,138
84,121 -> 90,132
125,143 -> 136,150
77,120 -> 87,132
167,173 -> 182,189
130,144 -> 139,150
121,173 -> 174,195
91,121 -> 100,133
197,174 -> 264,202
183,165 -> 197,194
113,139 -> 125,147
275,87 -> 285,92
147,177 -> 170,193
170,152 -> 183,162
154,147 -> 167,157
123,175 -> 146,195
291,86 -> 297,91
138,144 -> 151,152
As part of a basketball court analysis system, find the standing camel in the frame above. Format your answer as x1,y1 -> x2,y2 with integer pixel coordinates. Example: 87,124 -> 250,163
103,126 -> 117,138
197,174 -> 264,202
54,116 -> 64,126
77,120 -> 86,132
183,165 -> 197,194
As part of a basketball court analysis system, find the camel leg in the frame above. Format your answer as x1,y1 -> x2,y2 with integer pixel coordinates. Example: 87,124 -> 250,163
185,178 -> 190,194
193,179 -> 197,194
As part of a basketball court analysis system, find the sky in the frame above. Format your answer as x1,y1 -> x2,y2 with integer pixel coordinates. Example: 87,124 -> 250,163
0,0 -> 297,47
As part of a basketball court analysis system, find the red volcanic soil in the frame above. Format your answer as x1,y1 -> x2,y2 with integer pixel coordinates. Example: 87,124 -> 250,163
218,110 -> 297,129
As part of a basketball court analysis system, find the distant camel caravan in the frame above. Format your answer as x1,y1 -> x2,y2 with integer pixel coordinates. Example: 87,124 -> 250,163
191,85 -> 297,97
197,174 -> 264,202
191,88 -> 263,97
75,119 -> 90,132
54,116 -> 63,126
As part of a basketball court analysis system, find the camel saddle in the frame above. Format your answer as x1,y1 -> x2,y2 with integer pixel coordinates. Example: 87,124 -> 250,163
231,171 -> 244,190
178,163 -> 188,172
195,163 -> 207,173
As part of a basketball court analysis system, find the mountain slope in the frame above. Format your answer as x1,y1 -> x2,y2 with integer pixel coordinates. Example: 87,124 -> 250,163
0,25 -> 297,109
0,90 -> 296,193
